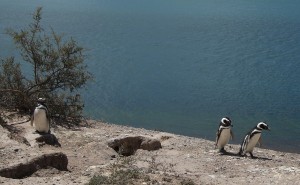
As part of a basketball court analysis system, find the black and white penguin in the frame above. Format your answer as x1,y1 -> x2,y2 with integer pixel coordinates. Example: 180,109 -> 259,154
30,98 -> 50,134
239,122 -> 270,158
215,117 -> 234,153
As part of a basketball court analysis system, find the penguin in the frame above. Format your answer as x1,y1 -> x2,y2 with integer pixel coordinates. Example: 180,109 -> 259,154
215,117 -> 234,153
239,122 -> 270,158
30,98 -> 50,134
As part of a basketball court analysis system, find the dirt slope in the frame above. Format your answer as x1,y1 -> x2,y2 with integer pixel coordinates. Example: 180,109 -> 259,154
0,112 -> 299,185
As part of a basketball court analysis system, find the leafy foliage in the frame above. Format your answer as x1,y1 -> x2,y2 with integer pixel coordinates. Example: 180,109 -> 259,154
0,7 -> 92,125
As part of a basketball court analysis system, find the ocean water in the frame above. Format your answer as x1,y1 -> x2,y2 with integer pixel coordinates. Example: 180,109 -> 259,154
1,0 -> 300,153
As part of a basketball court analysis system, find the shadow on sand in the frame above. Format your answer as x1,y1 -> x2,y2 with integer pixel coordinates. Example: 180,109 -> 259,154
35,132 -> 61,147
220,151 -> 272,161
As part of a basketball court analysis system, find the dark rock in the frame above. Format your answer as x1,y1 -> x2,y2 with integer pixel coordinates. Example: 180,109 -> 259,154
107,135 -> 162,156
140,138 -> 162,151
0,152 -> 68,179
35,133 -> 61,147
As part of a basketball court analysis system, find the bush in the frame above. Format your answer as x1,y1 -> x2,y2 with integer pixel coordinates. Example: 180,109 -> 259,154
87,169 -> 143,185
0,111 -> 6,125
86,156 -> 148,185
0,7 -> 92,125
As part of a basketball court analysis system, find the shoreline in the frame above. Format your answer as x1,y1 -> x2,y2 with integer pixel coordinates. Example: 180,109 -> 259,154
1,113 -> 300,184
90,119 -> 300,155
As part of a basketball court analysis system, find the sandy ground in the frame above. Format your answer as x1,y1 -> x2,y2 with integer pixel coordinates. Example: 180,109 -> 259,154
0,112 -> 300,185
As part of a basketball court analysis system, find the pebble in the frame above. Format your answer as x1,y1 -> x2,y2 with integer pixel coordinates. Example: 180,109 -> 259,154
209,175 -> 216,179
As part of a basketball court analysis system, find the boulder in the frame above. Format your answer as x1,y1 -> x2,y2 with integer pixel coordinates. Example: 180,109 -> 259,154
107,135 -> 162,156
0,152 -> 68,179
25,131 -> 61,147
35,133 -> 61,147
140,137 -> 162,151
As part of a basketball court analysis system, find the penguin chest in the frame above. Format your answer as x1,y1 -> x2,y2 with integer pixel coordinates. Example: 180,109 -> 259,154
245,133 -> 261,152
217,128 -> 231,149
33,109 -> 49,132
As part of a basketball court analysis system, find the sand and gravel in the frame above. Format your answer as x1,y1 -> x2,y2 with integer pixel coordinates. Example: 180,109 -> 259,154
0,112 -> 299,185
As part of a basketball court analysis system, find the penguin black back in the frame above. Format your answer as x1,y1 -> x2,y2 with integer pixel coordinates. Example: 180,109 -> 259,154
215,117 -> 234,153
239,122 -> 270,158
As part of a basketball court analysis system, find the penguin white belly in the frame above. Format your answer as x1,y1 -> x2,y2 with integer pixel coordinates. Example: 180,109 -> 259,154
217,129 -> 231,149
33,109 -> 49,133
245,133 -> 261,152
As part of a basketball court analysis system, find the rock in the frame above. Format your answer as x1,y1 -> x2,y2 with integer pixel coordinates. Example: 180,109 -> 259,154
140,138 -> 162,151
0,152 -> 68,179
107,135 -> 162,156
24,131 -> 61,147
0,121 -> 30,146
35,133 -> 61,147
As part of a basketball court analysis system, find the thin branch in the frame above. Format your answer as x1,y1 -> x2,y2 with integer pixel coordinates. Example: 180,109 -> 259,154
0,89 -> 24,94
25,67 -> 63,94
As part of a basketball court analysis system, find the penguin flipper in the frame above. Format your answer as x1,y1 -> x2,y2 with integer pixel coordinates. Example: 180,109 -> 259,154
215,130 -> 221,147
230,130 -> 234,140
47,117 -> 51,128
30,115 -> 34,126
241,135 -> 250,155
257,136 -> 262,147
215,133 -> 218,148
45,110 -> 51,130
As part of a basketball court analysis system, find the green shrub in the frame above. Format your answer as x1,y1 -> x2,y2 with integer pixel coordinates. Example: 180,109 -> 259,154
0,7 -> 92,126
87,169 -> 143,185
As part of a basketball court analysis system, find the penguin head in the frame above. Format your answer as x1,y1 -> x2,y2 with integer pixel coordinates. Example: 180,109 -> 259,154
257,122 -> 270,131
37,98 -> 47,106
221,117 -> 232,127
37,97 -> 46,103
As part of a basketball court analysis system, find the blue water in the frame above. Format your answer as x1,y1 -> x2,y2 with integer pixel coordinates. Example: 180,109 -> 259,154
1,0 -> 300,153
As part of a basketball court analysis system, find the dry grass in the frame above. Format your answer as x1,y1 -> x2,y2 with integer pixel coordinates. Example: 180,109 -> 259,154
86,155 -> 196,185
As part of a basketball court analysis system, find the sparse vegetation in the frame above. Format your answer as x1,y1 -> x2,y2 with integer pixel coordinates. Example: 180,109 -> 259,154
86,155 -> 196,185
0,110 -> 6,124
0,7 -> 92,126
180,178 -> 197,185
88,169 -> 144,185
87,156 -> 150,185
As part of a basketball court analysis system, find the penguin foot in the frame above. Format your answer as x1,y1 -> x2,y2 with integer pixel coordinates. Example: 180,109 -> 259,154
238,151 -> 247,157
219,148 -> 227,154
33,130 -> 41,134
34,130 -> 50,135
249,152 -> 257,159
35,130 -> 44,135
239,154 -> 246,158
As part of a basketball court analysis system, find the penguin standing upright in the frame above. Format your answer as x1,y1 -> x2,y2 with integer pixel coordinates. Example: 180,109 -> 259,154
30,98 -> 50,134
239,122 -> 270,158
215,117 -> 234,153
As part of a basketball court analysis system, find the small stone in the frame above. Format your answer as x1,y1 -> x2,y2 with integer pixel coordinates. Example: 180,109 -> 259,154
83,172 -> 90,176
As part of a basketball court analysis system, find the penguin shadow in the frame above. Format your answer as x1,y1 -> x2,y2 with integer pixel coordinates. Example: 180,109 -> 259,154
255,156 -> 272,160
243,155 -> 272,161
35,131 -> 61,147
219,151 -> 240,157
220,151 -> 272,161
